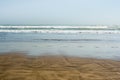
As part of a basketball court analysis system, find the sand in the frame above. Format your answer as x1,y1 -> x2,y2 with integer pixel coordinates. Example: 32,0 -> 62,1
0,53 -> 120,80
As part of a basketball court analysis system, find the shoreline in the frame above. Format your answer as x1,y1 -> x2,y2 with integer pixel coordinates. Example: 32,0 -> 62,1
0,52 -> 120,61
0,52 -> 120,80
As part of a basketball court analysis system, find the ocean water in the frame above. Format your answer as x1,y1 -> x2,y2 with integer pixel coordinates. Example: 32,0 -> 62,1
0,25 -> 120,60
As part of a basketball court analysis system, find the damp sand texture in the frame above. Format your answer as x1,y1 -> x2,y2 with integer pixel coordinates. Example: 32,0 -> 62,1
0,53 -> 120,80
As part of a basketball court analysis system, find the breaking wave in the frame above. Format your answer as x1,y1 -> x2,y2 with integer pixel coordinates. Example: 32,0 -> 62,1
0,26 -> 120,34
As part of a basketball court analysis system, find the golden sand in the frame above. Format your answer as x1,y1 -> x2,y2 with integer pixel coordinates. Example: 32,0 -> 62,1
0,53 -> 120,80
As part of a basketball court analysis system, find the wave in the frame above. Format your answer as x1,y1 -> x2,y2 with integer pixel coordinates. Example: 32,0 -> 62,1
0,30 -> 120,34
0,26 -> 108,28
40,39 -> 102,41
0,26 -> 120,34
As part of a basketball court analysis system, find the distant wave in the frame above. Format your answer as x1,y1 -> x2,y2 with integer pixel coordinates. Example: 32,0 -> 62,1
0,30 -> 120,34
0,26 -> 108,28
0,38 -> 110,42
40,39 -> 102,41
0,26 -> 120,34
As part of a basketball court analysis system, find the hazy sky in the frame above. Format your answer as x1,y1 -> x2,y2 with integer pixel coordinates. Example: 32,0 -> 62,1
0,0 -> 120,25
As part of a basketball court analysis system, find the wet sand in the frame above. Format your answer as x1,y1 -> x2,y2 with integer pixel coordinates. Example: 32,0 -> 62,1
0,53 -> 120,80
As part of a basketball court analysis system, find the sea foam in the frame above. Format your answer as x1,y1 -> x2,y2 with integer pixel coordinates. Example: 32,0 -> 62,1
0,26 -> 119,34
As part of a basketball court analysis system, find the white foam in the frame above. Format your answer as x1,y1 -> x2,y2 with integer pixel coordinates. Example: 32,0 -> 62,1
0,26 -> 108,29
0,26 -> 119,34
0,30 -> 120,34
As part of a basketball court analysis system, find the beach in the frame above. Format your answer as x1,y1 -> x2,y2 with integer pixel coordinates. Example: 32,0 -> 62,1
1,0 -> 120,79
0,25 -> 120,80
0,53 -> 120,80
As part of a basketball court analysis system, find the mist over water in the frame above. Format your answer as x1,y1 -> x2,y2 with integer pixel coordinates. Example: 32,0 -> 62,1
0,25 -> 120,60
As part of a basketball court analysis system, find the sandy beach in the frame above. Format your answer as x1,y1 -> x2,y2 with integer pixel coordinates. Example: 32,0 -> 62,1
0,53 -> 120,80
1,0 -> 120,80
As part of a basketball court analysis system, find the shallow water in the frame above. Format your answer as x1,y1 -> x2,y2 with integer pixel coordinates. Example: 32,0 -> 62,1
0,32 -> 120,60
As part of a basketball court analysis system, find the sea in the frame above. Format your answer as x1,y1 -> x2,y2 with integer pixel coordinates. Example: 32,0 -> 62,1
0,25 -> 120,60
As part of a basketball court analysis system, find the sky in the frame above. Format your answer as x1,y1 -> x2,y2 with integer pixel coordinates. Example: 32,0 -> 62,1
0,0 -> 120,25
